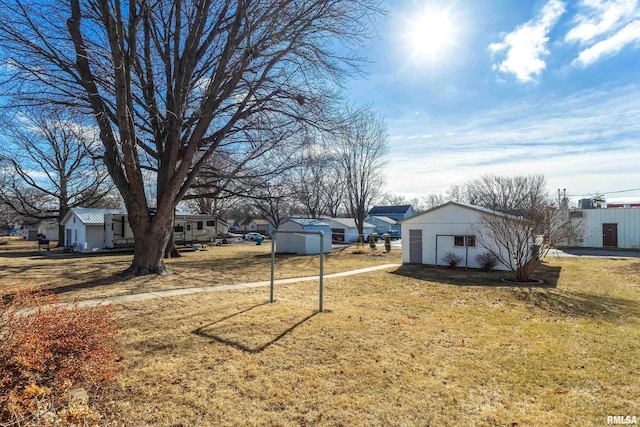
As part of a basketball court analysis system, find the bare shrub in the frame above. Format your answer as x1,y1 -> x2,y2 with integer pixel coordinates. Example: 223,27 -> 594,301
475,252 -> 499,272
442,252 -> 463,268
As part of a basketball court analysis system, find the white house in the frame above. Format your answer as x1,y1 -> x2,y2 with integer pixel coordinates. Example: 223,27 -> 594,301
20,219 -> 40,241
246,218 -> 274,236
555,207 -> 640,249
37,219 -> 60,242
320,217 -> 374,243
61,207 -> 126,252
400,202 -> 520,271
275,218 -> 332,255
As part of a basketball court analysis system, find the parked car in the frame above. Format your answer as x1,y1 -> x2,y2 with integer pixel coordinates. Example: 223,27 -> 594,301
245,232 -> 265,241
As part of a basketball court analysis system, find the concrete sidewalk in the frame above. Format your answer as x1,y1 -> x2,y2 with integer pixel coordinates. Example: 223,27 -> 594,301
70,263 -> 402,309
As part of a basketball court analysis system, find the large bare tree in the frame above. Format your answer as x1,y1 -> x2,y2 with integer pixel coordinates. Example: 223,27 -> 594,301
336,106 -> 388,236
468,175 -> 557,281
0,108 -> 111,246
0,0 -> 381,274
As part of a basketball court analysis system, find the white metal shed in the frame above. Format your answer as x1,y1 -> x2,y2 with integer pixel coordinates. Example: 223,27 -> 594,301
400,202 -> 517,271
276,219 -> 332,255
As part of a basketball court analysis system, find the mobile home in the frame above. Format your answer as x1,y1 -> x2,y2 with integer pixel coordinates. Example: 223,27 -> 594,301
104,212 -> 228,249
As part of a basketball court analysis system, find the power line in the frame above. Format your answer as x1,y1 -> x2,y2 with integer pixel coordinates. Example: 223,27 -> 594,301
568,188 -> 640,197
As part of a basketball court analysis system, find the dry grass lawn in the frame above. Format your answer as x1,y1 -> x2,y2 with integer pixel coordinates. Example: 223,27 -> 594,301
0,237 -> 399,302
2,237 -> 639,426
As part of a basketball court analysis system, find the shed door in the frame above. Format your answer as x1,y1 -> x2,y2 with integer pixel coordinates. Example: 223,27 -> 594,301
409,230 -> 422,264
602,223 -> 618,247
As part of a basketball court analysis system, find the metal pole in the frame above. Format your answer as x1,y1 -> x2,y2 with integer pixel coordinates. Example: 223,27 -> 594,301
270,236 -> 275,303
269,230 -> 325,311
319,231 -> 324,312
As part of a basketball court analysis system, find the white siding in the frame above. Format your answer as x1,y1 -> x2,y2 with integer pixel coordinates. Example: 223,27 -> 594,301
401,204 -> 511,271
275,221 -> 332,254
63,214 -> 105,252
576,208 -> 640,248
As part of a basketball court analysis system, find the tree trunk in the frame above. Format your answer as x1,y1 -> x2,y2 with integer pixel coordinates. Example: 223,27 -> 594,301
164,232 -> 181,258
123,227 -> 172,276
122,204 -> 174,276
57,222 -> 65,248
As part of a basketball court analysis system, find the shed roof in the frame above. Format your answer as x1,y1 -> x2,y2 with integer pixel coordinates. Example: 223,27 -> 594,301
251,218 -> 271,225
365,215 -> 398,225
400,201 -> 523,223
286,218 -> 330,227
321,217 -> 374,229
63,207 -> 126,226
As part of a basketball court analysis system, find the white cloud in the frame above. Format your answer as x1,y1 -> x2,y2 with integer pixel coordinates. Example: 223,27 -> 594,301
383,85 -> 640,203
566,0 -> 639,44
573,19 -> 640,65
489,0 -> 566,83
566,0 -> 640,66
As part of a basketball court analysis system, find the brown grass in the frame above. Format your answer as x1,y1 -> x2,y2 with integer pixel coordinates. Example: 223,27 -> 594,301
0,238 -> 400,302
2,239 -> 639,426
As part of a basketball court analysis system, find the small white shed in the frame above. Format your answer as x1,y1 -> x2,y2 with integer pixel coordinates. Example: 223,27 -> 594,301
275,218 -> 332,255
400,202 -> 514,271
61,207 -> 126,252
320,217 -> 374,243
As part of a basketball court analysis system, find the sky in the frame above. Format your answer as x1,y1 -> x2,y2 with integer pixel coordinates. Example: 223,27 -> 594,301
348,0 -> 640,205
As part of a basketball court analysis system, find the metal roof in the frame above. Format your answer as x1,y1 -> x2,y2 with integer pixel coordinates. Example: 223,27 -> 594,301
321,217 -> 374,229
69,207 -> 126,225
365,215 -> 398,225
399,201 -> 524,223
287,218 -> 331,228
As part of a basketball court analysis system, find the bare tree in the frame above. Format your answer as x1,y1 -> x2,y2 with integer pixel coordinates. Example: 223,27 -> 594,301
550,209 -> 586,248
336,106 -> 389,236
0,0 -> 381,275
422,194 -> 445,210
0,109 -> 110,246
323,161 -> 347,218
465,175 -> 551,219
469,175 -> 556,281
446,184 -> 470,203
251,175 -> 296,229
290,138 -> 347,218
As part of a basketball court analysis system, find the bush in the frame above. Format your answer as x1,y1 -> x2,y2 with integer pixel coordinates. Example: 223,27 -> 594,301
384,234 -> 391,252
368,234 -> 376,249
442,252 -> 464,268
0,289 -> 119,423
475,252 -> 499,272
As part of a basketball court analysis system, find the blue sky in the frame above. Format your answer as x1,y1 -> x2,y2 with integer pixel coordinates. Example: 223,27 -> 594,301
348,0 -> 640,204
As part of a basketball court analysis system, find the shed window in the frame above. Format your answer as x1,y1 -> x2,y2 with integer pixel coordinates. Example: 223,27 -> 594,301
174,225 -> 184,233
206,220 -> 215,226
197,221 -> 203,230
454,235 -> 476,247
186,224 -> 191,231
